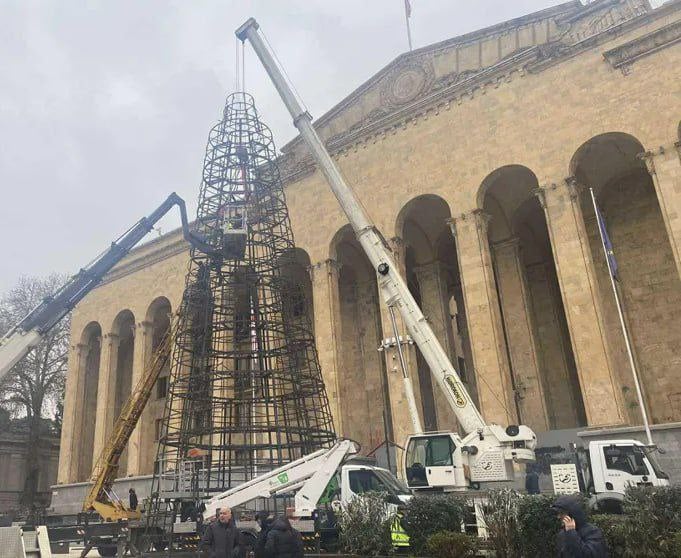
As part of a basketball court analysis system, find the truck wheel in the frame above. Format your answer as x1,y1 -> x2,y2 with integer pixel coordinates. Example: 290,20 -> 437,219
97,545 -> 117,557
152,540 -> 168,551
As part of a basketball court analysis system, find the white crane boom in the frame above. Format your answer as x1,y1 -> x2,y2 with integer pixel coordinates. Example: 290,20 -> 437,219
235,18 -> 485,436
204,439 -> 359,518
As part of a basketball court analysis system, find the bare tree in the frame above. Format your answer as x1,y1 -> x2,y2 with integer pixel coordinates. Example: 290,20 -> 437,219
0,274 -> 70,510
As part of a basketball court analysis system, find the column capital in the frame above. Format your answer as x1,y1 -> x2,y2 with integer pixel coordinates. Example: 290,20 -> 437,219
70,342 -> 90,357
136,320 -> 153,331
639,142 -> 681,172
389,236 -> 404,249
532,186 -> 547,209
472,209 -> 492,231
103,332 -> 120,342
565,176 -> 586,200
309,258 -> 340,282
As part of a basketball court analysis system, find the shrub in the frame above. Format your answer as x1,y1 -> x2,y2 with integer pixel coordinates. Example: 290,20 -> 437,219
481,489 -> 522,558
425,530 -> 479,558
591,514 -> 627,558
337,492 -> 395,557
517,494 -> 562,558
621,486 -> 681,558
402,494 -> 467,554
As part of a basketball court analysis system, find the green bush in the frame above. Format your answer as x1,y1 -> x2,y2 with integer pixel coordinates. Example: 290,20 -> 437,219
621,486 -> 681,558
425,530 -> 479,558
591,514 -> 627,558
402,494 -> 467,555
481,489 -> 522,558
337,492 -> 395,557
516,494 -> 562,558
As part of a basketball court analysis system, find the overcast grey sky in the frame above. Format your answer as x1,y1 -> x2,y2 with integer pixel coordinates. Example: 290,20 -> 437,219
0,0 -> 662,293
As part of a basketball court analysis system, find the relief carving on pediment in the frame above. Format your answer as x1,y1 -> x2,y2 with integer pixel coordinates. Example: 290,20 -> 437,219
562,0 -> 647,43
379,59 -> 435,110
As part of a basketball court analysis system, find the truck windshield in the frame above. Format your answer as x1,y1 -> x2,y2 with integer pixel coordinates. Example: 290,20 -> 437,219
644,450 -> 669,480
348,469 -> 411,496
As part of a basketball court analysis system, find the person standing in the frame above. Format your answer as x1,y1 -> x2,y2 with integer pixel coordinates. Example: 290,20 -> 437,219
128,488 -> 138,511
200,507 -> 240,558
552,495 -> 608,557
264,517 -> 304,558
525,465 -> 540,495
254,511 -> 273,558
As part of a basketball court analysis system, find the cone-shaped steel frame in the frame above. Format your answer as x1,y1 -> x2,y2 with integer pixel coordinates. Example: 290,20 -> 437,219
147,93 -> 335,526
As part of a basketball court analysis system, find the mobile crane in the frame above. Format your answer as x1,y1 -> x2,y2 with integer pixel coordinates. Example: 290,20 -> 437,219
235,18 -> 536,492
0,192 -> 215,383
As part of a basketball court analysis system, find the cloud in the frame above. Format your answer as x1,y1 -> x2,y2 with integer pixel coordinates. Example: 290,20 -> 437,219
0,0 -> 584,293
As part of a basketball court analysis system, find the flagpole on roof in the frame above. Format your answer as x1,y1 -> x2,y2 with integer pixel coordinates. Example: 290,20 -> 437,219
589,187 -> 654,447
404,0 -> 413,51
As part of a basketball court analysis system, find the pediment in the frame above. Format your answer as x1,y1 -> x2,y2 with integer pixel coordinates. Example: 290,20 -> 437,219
280,0 -> 659,175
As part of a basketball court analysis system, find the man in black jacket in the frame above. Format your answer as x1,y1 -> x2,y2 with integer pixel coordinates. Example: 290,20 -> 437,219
200,507 -> 240,558
552,495 -> 608,557
264,517 -> 304,558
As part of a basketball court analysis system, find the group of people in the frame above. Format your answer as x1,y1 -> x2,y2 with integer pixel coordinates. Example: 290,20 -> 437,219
144,490 -> 606,558
199,506 -> 304,558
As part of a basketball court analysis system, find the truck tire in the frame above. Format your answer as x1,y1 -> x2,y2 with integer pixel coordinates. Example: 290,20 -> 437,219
97,545 -> 117,557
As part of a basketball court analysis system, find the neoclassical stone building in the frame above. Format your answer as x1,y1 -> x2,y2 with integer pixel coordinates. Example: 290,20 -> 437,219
58,0 -> 681,484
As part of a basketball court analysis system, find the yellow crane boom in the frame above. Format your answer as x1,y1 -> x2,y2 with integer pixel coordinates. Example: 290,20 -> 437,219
83,320 -> 175,521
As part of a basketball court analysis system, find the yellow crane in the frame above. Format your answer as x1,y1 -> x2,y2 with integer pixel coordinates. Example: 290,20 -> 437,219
82,321 -> 175,522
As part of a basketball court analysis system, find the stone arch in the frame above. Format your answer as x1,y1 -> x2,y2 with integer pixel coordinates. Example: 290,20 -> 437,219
330,225 -> 391,453
572,132 -> 681,424
137,297 -> 172,474
76,321 -> 101,481
111,309 -> 135,475
481,165 -> 586,431
397,194 -> 472,431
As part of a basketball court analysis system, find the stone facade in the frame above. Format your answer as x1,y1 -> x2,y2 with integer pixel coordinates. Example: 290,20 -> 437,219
57,0 -> 681,483
0,432 -> 60,511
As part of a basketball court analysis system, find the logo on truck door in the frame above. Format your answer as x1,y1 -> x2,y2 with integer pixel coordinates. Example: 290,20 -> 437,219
444,375 -> 467,408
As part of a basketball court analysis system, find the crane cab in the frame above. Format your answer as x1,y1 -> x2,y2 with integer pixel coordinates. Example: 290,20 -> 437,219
404,433 -> 467,491
220,205 -> 248,259
585,439 -> 669,508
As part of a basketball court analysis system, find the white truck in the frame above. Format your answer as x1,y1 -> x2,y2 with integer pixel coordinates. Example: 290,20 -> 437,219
548,439 -> 669,512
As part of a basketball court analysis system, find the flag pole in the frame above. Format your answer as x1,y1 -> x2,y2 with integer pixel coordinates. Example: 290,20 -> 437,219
404,0 -> 413,51
589,187 -> 654,446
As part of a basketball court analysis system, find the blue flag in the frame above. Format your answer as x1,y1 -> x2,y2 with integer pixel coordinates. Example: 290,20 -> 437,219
594,202 -> 619,281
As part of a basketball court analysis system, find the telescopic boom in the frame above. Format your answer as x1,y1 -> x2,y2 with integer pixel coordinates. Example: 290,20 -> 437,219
235,18 -> 485,435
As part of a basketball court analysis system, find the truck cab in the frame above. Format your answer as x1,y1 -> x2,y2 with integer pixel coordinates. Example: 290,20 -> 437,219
339,462 -> 412,506
586,439 -> 669,510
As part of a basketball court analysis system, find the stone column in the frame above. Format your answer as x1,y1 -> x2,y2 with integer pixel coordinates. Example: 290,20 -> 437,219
641,143 -> 681,278
57,342 -> 88,483
535,179 -> 624,426
412,261 -> 458,430
309,259 -> 344,433
127,321 -> 153,476
448,211 -> 517,426
377,237 -> 423,449
92,332 -> 119,465
491,238 -> 550,432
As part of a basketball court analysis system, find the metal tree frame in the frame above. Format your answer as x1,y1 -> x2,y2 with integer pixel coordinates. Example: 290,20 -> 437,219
147,92 -> 335,523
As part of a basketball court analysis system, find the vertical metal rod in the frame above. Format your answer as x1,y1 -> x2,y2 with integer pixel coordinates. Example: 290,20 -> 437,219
589,187 -> 653,446
388,305 -> 423,434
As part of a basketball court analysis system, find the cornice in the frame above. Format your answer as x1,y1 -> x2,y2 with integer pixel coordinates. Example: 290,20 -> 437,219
603,18 -> 681,72
277,0 -> 677,187
97,233 -> 189,287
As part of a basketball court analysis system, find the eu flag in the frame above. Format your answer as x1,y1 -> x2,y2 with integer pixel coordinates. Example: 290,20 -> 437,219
594,202 -> 619,281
